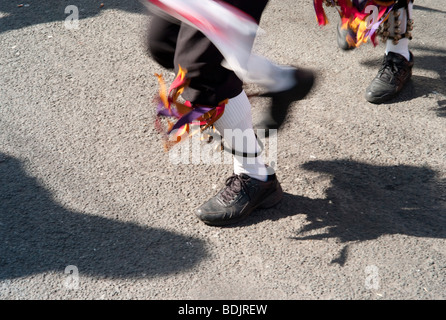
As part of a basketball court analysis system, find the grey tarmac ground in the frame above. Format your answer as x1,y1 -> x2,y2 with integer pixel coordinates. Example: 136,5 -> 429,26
0,0 -> 445,300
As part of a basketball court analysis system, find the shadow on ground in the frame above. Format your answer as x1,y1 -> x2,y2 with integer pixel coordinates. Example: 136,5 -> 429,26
0,0 -> 148,34
293,160 -> 446,240
241,159 -> 446,264
436,99 -> 446,118
413,4 -> 446,15
0,153 -> 208,280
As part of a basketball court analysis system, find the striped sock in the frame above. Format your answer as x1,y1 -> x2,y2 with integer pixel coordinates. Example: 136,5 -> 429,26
385,3 -> 413,61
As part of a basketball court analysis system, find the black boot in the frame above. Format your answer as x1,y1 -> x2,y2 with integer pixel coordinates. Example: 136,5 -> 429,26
365,51 -> 414,104
196,173 -> 283,226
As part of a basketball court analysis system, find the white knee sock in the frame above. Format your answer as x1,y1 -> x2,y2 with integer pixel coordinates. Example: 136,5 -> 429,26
213,90 -> 269,181
385,2 -> 413,61
386,38 -> 410,60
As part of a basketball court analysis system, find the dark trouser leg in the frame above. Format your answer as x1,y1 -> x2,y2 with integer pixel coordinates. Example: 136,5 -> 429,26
171,0 -> 270,106
173,24 -> 244,106
174,0 -> 268,105
146,14 -> 180,70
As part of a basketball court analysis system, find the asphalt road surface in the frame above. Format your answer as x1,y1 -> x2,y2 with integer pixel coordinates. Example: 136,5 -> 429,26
1,0 -> 445,300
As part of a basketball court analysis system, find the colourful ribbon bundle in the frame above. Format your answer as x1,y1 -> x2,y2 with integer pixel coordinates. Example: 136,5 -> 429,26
314,0 -> 395,47
154,66 -> 227,151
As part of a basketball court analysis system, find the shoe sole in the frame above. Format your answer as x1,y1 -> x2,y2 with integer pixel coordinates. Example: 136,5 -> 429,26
365,91 -> 397,104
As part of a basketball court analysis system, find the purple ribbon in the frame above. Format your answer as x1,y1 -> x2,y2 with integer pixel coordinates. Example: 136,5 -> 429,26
167,106 -> 214,134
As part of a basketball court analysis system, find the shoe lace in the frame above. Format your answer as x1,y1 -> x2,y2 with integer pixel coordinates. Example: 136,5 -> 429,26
378,55 -> 405,84
220,174 -> 250,203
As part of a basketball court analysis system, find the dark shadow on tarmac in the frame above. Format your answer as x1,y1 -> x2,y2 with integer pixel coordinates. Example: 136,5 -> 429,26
239,159 -> 446,264
2,2 -> 444,35
0,0 -> 148,34
413,4 -> 446,15
436,100 -> 446,118
0,153 -> 208,280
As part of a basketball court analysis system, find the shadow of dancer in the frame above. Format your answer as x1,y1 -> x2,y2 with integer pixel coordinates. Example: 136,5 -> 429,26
235,159 -> 445,265
295,160 -> 445,239
289,160 -> 446,264
0,153 -> 208,280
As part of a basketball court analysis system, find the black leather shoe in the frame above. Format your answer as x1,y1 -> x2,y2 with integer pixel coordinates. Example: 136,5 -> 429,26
196,173 -> 283,226
255,67 -> 315,133
365,51 -> 414,104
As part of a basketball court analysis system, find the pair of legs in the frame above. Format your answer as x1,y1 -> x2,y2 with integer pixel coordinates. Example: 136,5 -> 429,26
147,2 -> 295,225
